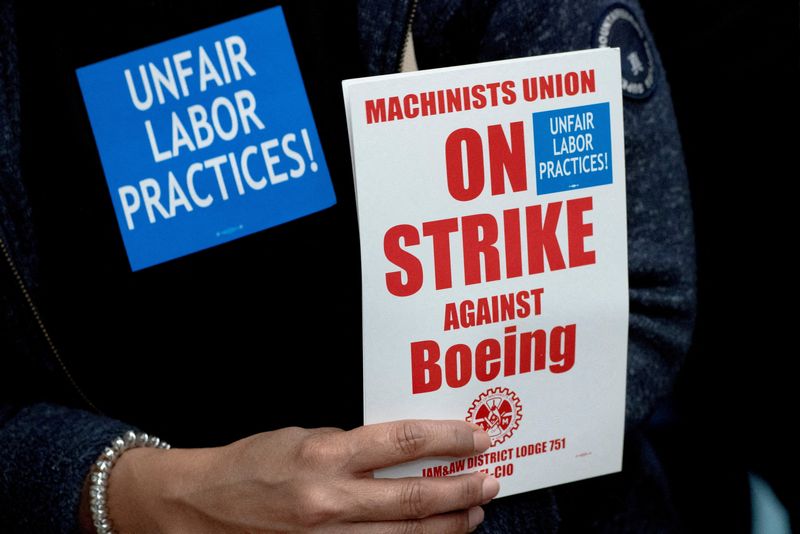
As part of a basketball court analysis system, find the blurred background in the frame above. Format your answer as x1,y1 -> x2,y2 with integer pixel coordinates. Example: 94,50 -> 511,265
639,1 -> 799,532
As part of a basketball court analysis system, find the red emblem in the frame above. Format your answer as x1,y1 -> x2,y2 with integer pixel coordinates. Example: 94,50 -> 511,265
467,387 -> 522,445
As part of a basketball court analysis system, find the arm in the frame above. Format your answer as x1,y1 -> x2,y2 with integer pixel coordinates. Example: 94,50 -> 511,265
2,264 -> 497,534
612,4 -> 697,430
2,242 -> 497,534
624,97 -> 696,430
96,421 -> 497,534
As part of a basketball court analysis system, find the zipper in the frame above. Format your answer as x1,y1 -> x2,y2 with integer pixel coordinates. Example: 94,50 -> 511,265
0,234 -> 100,413
397,0 -> 419,72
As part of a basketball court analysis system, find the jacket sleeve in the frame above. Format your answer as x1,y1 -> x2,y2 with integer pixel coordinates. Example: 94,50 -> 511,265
0,404 -> 135,534
621,77 -> 696,429
604,1 -> 697,429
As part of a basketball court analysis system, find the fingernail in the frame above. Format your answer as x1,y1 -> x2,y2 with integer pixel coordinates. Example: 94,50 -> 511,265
481,476 -> 500,503
472,430 -> 491,452
468,506 -> 484,531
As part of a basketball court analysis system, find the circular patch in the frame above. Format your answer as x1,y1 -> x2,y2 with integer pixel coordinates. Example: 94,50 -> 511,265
467,387 -> 522,445
594,4 -> 657,99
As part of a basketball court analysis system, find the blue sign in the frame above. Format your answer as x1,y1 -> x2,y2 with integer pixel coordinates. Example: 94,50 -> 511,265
77,7 -> 336,271
532,103 -> 613,195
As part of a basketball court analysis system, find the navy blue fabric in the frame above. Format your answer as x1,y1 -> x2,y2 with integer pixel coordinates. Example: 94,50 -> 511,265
1,0 -> 695,532
0,404 -> 134,533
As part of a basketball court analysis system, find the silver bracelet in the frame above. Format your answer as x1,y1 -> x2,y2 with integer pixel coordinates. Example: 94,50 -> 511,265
89,430 -> 170,534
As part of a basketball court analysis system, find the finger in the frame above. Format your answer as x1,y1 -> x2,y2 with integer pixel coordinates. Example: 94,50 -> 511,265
341,473 -> 499,522
343,507 -> 484,534
340,420 -> 491,472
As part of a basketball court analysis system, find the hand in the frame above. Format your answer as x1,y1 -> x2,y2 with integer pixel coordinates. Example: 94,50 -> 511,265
85,420 -> 499,533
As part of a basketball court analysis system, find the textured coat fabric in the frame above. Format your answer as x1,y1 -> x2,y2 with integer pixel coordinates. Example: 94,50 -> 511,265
1,0 -> 695,532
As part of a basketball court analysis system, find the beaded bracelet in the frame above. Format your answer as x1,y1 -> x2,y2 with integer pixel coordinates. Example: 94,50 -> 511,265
89,430 -> 170,534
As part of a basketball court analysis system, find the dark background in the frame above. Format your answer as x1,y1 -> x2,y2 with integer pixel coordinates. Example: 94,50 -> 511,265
639,1 -> 799,531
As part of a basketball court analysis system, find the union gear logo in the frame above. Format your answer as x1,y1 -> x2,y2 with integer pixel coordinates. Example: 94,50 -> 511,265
594,4 -> 657,99
467,387 -> 523,445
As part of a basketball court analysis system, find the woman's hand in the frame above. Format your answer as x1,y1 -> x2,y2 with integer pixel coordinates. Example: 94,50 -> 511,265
86,420 -> 499,533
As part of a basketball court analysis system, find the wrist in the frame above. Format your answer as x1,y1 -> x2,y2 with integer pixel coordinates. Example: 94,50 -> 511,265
83,432 -> 171,534
106,447 -> 169,533
106,445 -> 222,534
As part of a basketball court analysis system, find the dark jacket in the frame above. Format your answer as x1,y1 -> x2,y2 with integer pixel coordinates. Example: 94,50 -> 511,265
1,0 -> 695,532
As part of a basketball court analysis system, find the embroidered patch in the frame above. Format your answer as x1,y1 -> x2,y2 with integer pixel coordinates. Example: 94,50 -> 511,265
594,4 -> 657,99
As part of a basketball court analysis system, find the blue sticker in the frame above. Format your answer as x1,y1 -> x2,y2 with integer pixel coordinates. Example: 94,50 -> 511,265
77,7 -> 336,271
594,4 -> 657,99
532,103 -> 613,195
